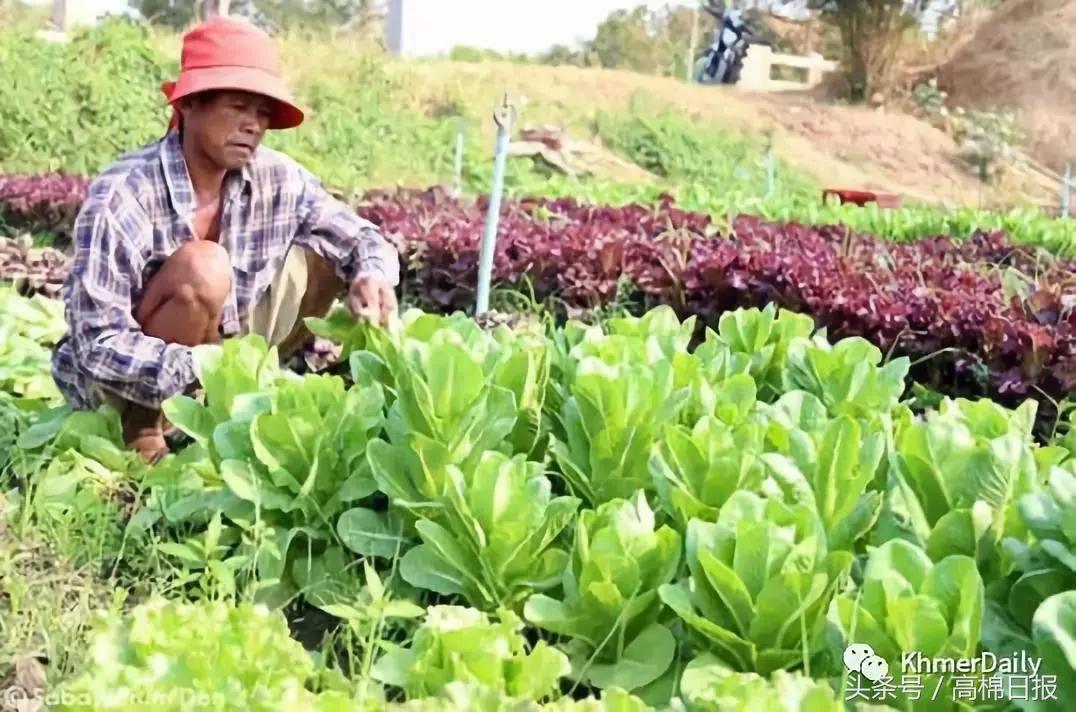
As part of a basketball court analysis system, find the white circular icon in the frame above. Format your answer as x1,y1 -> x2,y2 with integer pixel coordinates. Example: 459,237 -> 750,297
860,655 -> 889,682
843,643 -> 874,672
843,643 -> 889,682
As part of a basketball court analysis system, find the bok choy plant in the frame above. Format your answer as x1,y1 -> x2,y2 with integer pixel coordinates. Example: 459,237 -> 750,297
524,492 -> 681,695
158,335 -> 388,604
371,605 -> 571,703
658,491 -> 852,676
391,451 -> 579,611
832,539 -> 984,711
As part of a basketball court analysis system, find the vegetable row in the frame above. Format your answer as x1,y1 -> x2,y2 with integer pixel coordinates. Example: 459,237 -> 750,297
365,188 -> 1076,415
5,171 -> 1076,253
6,183 -> 1076,417
6,304 -> 1074,710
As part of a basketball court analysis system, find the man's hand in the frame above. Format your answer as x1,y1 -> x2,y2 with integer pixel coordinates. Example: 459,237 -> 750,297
347,274 -> 398,327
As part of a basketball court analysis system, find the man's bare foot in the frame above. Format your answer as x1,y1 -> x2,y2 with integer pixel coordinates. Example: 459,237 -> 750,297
122,402 -> 170,465
127,429 -> 169,465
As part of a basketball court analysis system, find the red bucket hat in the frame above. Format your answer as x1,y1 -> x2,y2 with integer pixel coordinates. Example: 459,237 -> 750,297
161,16 -> 305,131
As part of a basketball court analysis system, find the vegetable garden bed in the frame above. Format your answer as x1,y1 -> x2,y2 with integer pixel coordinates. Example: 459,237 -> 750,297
2,173 -> 1076,710
1,289 -> 1074,710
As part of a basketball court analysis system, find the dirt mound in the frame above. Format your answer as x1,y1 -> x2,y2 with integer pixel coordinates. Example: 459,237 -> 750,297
936,0 -> 1075,172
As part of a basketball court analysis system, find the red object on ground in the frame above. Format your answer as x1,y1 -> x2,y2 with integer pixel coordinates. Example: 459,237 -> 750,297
823,189 -> 902,209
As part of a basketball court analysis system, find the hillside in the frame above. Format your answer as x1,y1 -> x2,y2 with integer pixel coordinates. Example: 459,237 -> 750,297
0,15 -> 1060,211
388,58 -> 1058,208
936,0 -> 1075,174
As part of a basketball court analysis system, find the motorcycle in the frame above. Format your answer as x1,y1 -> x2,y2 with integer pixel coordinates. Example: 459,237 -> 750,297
696,6 -> 752,85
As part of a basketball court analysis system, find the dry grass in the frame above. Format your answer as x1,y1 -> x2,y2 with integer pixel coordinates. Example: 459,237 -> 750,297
937,0 -> 1076,173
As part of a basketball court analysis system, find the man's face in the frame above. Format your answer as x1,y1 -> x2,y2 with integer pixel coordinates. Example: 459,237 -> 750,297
180,90 -> 274,170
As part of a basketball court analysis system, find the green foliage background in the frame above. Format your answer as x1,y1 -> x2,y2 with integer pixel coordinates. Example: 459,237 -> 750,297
0,17 -> 806,200
1,15 -> 1073,252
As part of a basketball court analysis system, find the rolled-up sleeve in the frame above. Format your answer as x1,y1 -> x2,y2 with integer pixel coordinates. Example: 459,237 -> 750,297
65,195 -> 197,409
292,167 -> 400,287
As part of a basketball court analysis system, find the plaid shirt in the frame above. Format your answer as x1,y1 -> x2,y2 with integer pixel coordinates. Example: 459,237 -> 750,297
52,131 -> 399,410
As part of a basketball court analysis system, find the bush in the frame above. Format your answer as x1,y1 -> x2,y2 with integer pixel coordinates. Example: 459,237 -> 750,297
592,111 -> 815,198
0,20 -> 177,175
0,20 -> 462,193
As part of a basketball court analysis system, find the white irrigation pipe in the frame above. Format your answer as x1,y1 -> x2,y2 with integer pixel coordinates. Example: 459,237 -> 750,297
475,93 -> 517,316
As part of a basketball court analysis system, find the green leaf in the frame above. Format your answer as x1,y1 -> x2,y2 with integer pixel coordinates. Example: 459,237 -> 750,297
212,420 -> 256,462
369,649 -> 417,688
748,572 -> 829,655
814,415 -> 861,531
157,542 -> 203,565
380,600 -> 426,619
250,412 -> 316,492
922,555 -> 984,657
219,459 -> 291,510
425,341 -> 487,422
925,501 -> 996,563
658,582 -> 755,671
887,596 -> 951,657
863,538 -> 933,591
337,507 -> 410,559
399,544 -> 467,596
336,469 -> 378,503
256,525 -> 324,583
1008,570 -> 1072,631
413,518 -> 492,603
829,491 -> 883,552
80,434 -> 129,472
586,623 -> 675,691
696,544 -> 755,637
162,395 -> 215,448
514,641 -> 572,700
523,595 -> 588,640
1031,591 -> 1076,707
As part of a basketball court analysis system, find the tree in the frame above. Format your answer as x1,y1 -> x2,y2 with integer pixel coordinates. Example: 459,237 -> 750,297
252,0 -> 367,28
130,0 -> 198,28
807,0 -> 918,101
202,0 -> 230,18
589,7 -> 661,73
129,0 -> 367,30
538,43 -> 586,68
581,4 -> 698,77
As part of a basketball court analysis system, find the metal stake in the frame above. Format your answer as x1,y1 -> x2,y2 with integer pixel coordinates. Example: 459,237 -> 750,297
453,118 -> 465,197
1062,163 -> 1071,219
475,93 -> 516,316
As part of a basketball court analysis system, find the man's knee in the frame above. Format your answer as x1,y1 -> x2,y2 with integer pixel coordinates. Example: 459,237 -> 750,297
165,241 -> 232,307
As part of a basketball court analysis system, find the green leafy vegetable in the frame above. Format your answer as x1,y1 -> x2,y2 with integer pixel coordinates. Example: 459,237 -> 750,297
54,598 -> 345,711
659,491 -> 852,675
524,492 -> 681,693
832,539 -> 984,709
371,605 -> 570,703
394,450 -> 579,610
678,653 -> 843,711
